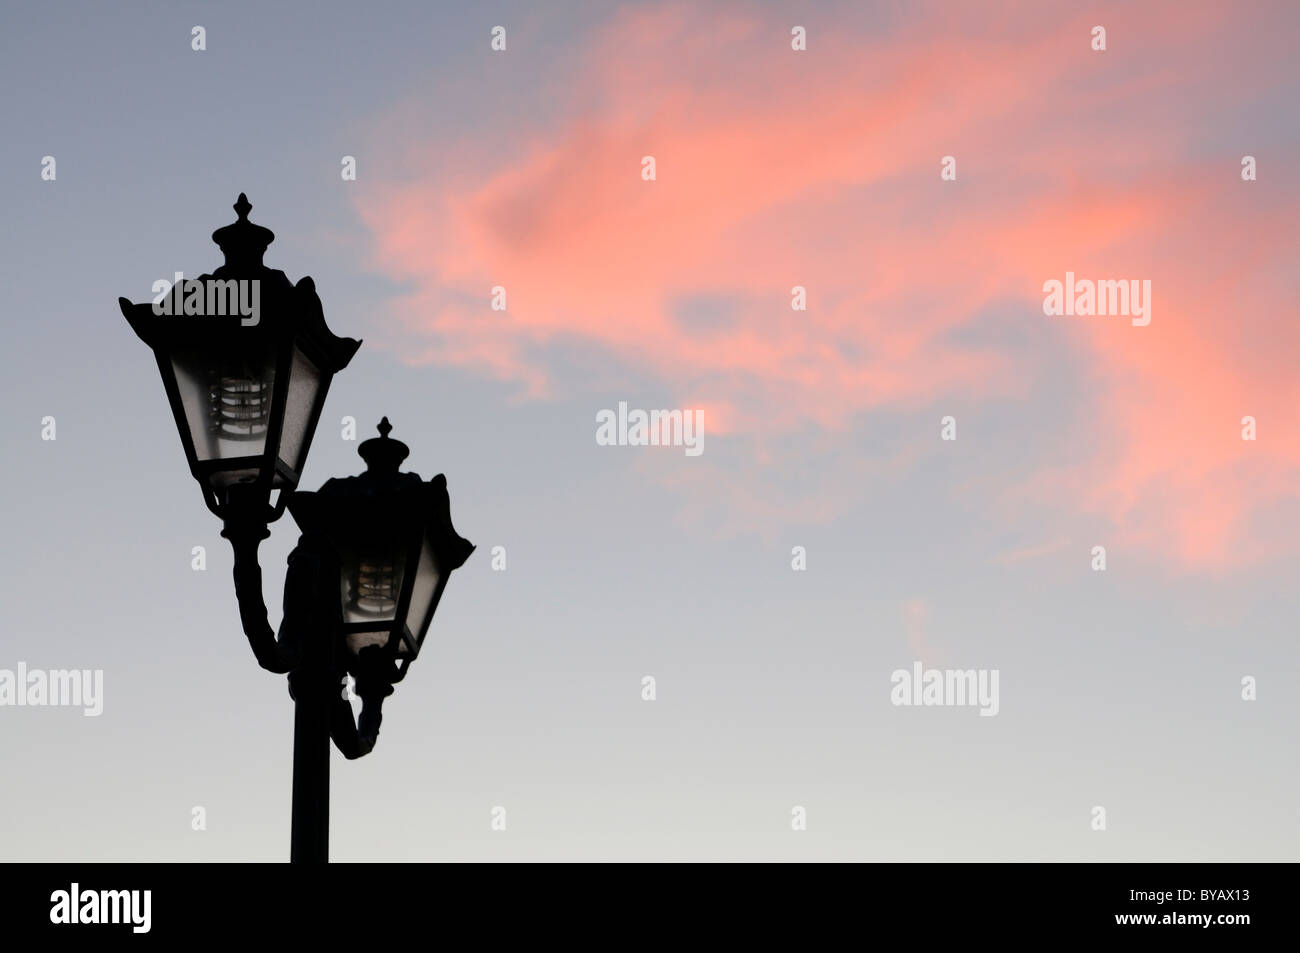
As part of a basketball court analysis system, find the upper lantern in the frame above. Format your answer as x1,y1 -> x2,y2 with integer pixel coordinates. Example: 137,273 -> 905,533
119,194 -> 361,517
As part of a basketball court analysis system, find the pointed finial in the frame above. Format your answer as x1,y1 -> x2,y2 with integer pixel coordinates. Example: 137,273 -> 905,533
212,193 -> 274,266
358,416 -> 409,472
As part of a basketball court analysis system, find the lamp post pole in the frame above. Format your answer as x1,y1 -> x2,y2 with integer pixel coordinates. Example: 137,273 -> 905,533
289,633 -> 331,863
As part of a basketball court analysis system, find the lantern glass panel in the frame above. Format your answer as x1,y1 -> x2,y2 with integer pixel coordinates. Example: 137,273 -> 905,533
404,535 -> 442,651
345,630 -> 391,656
277,346 -> 322,476
171,342 -> 277,467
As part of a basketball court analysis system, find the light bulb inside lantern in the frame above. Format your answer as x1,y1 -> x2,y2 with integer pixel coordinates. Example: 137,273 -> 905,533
208,369 -> 272,438
349,558 -> 399,615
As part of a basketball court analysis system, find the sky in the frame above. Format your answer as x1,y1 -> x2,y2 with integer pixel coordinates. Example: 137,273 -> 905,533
1,0 -> 1298,861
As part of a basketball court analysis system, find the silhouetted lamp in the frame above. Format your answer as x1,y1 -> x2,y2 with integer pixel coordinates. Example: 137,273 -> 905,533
119,195 -> 474,863
118,194 -> 360,518
288,418 -> 474,676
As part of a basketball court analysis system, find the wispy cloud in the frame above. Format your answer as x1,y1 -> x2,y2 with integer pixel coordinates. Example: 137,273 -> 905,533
355,0 -> 1300,569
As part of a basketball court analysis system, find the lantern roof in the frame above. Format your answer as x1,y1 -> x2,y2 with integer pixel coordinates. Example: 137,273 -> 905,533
116,193 -> 361,373
286,419 -> 475,572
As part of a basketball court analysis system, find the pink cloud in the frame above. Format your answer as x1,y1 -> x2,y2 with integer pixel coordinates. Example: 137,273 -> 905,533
355,0 -> 1300,570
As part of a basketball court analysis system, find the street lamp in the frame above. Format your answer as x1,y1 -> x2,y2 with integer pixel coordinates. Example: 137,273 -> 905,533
118,193 -> 359,518
287,417 -> 475,667
118,195 -> 474,862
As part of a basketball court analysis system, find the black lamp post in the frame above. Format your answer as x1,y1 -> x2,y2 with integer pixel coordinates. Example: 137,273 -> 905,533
119,195 -> 474,862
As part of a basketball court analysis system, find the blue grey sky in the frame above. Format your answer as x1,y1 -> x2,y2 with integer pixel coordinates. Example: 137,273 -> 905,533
1,0 -> 1298,861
